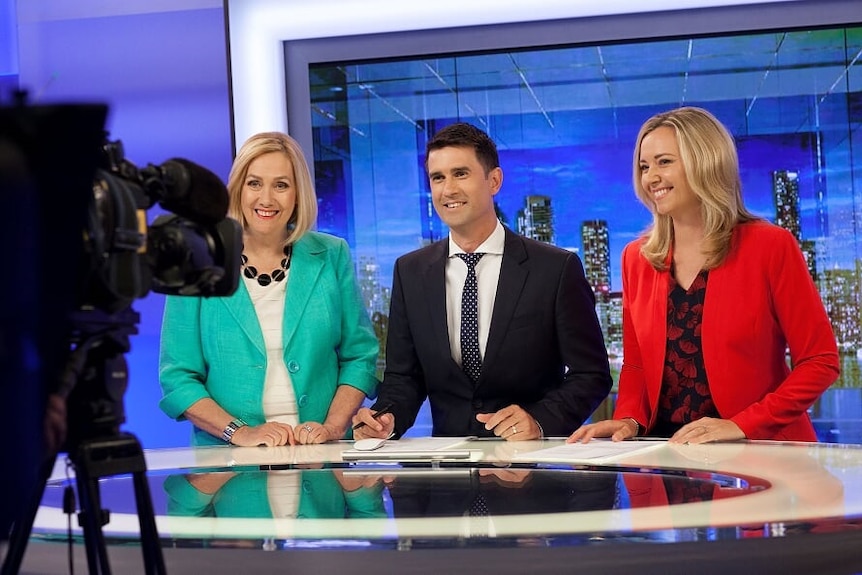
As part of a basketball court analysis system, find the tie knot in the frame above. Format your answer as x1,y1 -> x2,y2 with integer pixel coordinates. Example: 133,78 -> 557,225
456,252 -> 485,269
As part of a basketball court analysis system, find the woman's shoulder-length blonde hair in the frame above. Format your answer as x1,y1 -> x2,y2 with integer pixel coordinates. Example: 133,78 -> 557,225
227,131 -> 318,245
632,106 -> 758,270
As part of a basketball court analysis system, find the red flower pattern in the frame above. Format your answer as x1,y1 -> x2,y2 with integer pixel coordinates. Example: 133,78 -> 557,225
656,270 -> 719,432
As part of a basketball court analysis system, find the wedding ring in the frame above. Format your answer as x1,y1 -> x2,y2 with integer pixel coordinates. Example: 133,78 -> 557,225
511,425 -> 518,435
304,425 -> 313,432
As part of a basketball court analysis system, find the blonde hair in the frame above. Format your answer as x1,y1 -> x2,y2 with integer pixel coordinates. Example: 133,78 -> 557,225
227,132 -> 318,245
632,106 -> 757,270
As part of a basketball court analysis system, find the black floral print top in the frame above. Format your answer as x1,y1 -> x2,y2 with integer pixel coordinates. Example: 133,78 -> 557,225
652,269 -> 720,438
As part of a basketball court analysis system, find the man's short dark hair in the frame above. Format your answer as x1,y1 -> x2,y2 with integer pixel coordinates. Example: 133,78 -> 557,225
425,122 -> 500,175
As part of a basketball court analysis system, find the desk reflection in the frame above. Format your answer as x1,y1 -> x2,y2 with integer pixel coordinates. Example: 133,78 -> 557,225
164,468 -> 386,520
385,468 -> 620,518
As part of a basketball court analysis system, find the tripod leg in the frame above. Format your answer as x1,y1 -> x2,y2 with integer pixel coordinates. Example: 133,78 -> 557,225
75,470 -> 113,574
131,470 -> 166,574
0,456 -> 54,575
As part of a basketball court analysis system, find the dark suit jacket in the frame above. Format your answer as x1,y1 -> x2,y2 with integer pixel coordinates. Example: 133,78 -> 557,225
377,227 -> 612,438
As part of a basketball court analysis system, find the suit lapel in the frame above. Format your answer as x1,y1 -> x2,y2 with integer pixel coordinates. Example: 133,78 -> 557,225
424,241 -> 454,363
282,238 -> 325,350
482,229 -> 528,373
219,280 -> 265,355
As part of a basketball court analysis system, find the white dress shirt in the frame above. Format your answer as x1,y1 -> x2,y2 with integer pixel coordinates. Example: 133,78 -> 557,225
446,220 -> 505,368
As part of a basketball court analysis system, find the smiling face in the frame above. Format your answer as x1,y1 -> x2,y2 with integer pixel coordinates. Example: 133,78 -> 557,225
427,145 -> 502,246
241,151 -> 296,242
638,126 -> 701,222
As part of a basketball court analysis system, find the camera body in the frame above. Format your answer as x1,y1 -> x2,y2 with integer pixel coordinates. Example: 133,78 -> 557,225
83,138 -> 241,313
0,97 -> 241,537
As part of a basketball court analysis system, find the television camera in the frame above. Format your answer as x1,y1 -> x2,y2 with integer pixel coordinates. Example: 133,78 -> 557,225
0,96 -> 241,574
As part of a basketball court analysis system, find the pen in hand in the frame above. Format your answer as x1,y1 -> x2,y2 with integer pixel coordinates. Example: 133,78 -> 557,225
352,403 -> 394,430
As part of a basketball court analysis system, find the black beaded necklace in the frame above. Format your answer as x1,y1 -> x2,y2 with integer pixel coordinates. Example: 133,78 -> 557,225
241,244 -> 293,287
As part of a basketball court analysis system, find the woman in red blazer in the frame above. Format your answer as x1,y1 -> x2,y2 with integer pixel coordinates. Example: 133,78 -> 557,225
569,106 -> 839,444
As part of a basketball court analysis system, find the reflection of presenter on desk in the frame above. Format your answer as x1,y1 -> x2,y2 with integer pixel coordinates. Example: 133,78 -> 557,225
164,468 -> 385,520
622,441 -> 845,538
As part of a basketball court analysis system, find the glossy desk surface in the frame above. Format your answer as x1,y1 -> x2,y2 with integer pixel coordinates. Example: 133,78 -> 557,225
24,438 -> 862,573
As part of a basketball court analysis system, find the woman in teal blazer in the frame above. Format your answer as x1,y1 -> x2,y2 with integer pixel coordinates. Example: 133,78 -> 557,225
159,132 -> 378,447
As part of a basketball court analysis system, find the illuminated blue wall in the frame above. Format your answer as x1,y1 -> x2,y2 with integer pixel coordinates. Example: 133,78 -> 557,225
13,1 -> 233,448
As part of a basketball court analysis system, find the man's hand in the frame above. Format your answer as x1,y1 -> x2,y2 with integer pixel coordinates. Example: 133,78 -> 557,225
476,405 -> 540,441
351,407 -> 395,440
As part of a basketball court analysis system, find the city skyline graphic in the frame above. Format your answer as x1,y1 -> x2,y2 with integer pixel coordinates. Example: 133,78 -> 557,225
309,23 -> 861,441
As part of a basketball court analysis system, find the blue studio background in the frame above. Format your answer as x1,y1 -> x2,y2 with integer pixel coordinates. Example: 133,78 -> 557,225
3,0 -> 860,449
3,0 -> 233,448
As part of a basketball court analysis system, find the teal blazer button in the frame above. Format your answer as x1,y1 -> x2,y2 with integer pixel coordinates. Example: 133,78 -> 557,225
287,360 -> 300,373
298,394 -> 309,407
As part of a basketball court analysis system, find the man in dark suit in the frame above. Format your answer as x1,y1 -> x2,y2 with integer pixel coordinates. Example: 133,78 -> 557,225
352,123 -> 611,440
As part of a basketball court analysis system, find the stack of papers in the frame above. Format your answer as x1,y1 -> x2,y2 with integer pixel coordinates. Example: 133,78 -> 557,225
512,439 -> 667,463
341,436 -> 476,461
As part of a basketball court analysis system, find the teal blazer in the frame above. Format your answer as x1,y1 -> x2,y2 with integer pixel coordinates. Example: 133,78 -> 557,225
159,231 -> 379,446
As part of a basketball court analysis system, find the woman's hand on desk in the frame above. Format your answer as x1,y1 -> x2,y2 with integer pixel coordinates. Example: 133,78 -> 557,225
669,417 -> 745,445
295,421 -> 341,444
231,422 -> 294,447
567,419 -> 638,443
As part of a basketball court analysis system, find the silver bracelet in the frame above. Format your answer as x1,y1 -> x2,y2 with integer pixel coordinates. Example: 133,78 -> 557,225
221,418 -> 247,444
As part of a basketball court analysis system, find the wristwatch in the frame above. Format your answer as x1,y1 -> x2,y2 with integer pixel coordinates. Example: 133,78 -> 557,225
624,418 -> 641,436
221,418 -> 247,444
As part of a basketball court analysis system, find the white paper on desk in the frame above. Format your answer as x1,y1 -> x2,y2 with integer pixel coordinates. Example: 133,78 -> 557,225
342,436 -> 475,459
512,439 -> 666,463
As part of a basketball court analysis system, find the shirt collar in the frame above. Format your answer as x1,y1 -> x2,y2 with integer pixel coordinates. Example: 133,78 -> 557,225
448,220 -> 505,257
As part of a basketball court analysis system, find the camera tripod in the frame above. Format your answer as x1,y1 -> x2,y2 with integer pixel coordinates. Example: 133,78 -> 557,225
2,432 -> 166,574
2,309 -> 166,574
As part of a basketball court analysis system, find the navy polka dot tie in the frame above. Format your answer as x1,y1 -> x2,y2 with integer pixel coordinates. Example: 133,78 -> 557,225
456,252 -> 485,382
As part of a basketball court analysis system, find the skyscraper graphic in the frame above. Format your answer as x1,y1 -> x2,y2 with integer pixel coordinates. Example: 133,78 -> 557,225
772,168 -> 857,352
801,239 -> 818,283
773,170 -> 802,242
823,266 -> 861,352
357,255 -> 392,377
581,220 -> 612,343
808,120 -> 829,239
516,195 -> 554,244
357,255 -> 388,316
581,220 -> 611,294
773,169 -> 819,284
606,291 -> 623,357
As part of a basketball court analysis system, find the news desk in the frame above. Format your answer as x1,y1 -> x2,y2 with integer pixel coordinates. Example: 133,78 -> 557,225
20,438 -> 862,574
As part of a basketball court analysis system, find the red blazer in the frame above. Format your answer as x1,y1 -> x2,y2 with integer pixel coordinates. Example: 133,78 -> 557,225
614,221 -> 839,441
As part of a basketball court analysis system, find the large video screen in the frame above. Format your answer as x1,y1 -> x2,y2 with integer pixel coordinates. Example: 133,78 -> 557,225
300,17 -> 861,440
